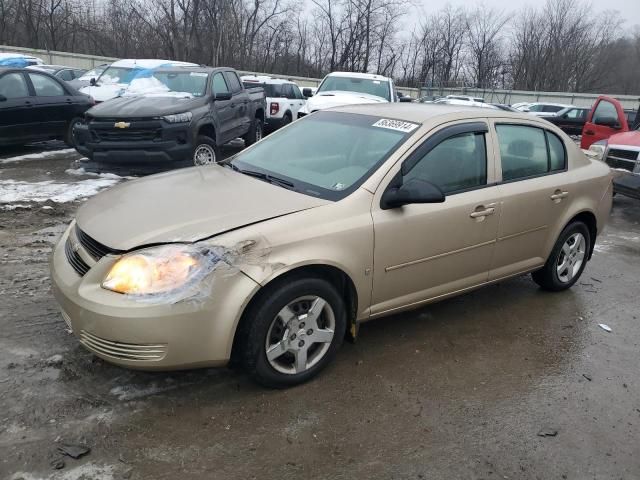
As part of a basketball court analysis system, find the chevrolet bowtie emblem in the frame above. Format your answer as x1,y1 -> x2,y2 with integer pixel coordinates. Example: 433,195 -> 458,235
114,121 -> 130,129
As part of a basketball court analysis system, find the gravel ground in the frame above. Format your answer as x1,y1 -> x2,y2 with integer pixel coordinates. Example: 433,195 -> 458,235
1,144 -> 639,480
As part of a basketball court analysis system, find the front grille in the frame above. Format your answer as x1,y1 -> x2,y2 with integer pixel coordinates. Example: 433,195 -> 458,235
80,330 -> 167,361
65,237 -> 90,276
75,225 -> 120,261
606,148 -> 639,172
91,128 -> 160,142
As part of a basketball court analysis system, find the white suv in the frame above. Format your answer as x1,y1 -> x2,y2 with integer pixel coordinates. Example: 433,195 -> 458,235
241,75 -> 306,132
297,72 -> 396,119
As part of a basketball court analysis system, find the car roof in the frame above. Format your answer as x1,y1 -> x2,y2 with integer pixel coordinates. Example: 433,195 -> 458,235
328,102 -> 544,124
109,59 -> 198,69
326,71 -> 391,81
241,75 -> 294,85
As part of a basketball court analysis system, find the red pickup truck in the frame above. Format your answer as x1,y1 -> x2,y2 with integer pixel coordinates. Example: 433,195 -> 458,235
581,96 -> 640,200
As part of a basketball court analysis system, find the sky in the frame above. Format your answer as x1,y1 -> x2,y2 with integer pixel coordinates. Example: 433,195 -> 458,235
417,0 -> 640,30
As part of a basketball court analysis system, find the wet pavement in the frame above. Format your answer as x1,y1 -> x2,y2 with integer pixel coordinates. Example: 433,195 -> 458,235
1,145 -> 639,479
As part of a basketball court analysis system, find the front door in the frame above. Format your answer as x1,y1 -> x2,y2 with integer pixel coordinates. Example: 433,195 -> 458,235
370,122 -> 501,316
489,121 -> 571,280
0,71 -> 33,144
581,97 -> 628,149
211,72 -> 234,143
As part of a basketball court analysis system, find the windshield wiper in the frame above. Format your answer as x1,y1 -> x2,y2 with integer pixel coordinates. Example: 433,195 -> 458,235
227,163 -> 296,190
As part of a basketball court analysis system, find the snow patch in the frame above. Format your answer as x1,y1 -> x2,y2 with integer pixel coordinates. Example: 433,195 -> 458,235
0,204 -> 32,211
0,178 -> 120,203
10,463 -> 116,480
65,167 -> 133,180
0,149 -> 77,164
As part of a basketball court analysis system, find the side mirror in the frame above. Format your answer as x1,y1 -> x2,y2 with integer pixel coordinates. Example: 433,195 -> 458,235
214,91 -> 232,101
595,116 -> 621,129
303,88 -> 313,98
381,178 -> 445,210
89,77 -> 97,86
0,94 -> 6,102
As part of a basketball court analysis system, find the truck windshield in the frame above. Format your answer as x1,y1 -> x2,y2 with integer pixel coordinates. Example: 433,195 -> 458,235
230,111 -> 415,200
317,76 -> 390,101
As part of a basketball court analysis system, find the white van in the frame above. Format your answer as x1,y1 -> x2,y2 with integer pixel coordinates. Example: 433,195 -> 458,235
241,75 -> 306,131
79,59 -> 198,102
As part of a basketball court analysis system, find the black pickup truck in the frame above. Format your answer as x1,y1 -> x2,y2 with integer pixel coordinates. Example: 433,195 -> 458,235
74,66 -> 266,172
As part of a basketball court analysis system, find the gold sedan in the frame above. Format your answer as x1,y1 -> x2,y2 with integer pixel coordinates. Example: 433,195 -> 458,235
50,104 -> 613,387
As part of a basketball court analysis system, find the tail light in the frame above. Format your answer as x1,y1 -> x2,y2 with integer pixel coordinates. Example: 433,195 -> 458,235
270,102 -> 279,116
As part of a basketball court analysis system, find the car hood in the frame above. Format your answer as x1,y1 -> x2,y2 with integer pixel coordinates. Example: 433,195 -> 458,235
76,167 -> 329,251
303,90 -> 388,112
87,95 -> 203,118
608,130 -> 640,148
80,84 -> 126,102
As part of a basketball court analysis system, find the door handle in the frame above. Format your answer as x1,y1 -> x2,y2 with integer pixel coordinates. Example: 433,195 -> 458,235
470,203 -> 496,218
584,130 -> 594,135
550,190 -> 569,201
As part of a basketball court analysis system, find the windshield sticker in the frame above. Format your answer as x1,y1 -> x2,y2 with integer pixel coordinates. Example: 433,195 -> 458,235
190,72 -> 208,77
372,119 -> 419,133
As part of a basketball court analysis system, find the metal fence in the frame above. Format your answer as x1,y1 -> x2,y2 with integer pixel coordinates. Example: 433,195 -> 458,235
2,44 -> 639,109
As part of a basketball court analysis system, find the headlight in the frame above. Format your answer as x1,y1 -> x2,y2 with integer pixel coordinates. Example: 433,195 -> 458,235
587,141 -> 608,161
102,245 -> 218,296
162,112 -> 193,123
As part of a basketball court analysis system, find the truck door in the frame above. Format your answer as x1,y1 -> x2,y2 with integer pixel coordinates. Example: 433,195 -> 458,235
224,71 -> 250,138
581,97 -> 628,149
211,72 -> 234,144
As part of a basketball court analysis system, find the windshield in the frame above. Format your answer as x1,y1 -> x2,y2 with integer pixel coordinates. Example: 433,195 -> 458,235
79,67 -> 106,81
230,111 -> 415,200
141,71 -> 208,96
317,76 -> 390,101
97,66 -> 135,85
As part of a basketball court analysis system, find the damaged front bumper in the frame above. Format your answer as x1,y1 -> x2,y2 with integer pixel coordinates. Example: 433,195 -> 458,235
50,223 -> 260,370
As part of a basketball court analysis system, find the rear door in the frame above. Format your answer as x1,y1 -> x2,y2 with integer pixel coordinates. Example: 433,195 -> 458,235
489,121 -> 571,279
0,71 -> 34,144
581,97 -> 628,149
26,71 -> 74,136
224,71 -> 250,137
211,71 -> 234,144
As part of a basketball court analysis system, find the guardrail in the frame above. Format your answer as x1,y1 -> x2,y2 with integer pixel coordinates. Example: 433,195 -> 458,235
2,44 -> 639,108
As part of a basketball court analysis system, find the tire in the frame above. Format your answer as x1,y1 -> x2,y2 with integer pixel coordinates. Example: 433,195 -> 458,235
192,135 -> 220,166
244,117 -> 263,146
282,112 -> 292,126
64,117 -> 83,147
241,276 -> 346,388
532,221 -> 591,291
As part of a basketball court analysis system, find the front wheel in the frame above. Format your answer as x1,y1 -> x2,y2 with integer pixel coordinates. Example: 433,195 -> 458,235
242,277 -> 346,388
532,221 -> 591,291
192,135 -> 220,166
64,117 -> 83,147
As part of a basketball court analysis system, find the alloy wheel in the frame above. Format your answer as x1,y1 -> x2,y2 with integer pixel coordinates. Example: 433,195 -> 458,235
556,232 -> 586,283
265,295 -> 335,375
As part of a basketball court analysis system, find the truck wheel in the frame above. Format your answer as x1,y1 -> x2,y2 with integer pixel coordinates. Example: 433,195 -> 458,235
241,276 -> 346,388
244,118 -> 263,146
64,117 -> 83,147
193,135 -> 220,166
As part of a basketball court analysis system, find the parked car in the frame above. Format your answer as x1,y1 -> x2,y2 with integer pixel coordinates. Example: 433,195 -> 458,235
241,75 -> 305,131
67,64 -> 110,90
544,106 -> 590,136
511,102 -> 533,111
446,95 -> 485,103
522,102 -> 574,117
51,103 -> 612,387
580,96 -> 640,200
27,65 -> 87,82
0,52 -> 44,67
79,59 -> 198,103
297,72 -> 396,118
73,66 -> 266,172
580,96 -> 640,150
490,104 -> 520,112
433,97 -> 498,109
0,66 -> 93,146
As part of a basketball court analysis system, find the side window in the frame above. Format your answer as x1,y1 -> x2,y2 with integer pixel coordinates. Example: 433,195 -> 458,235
528,104 -> 544,112
0,72 -> 29,98
291,84 -> 303,100
404,132 -> 487,194
592,100 -> 617,123
543,105 -> 563,113
58,70 -> 74,81
212,73 -> 229,95
285,84 -> 296,99
496,125 -> 566,181
565,109 -> 579,118
547,132 -> 566,171
225,72 -> 242,93
28,73 -> 65,96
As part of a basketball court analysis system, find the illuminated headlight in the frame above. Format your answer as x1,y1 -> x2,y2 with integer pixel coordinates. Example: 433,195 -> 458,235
588,142 -> 608,161
102,245 -> 218,296
162,112 -> 193,123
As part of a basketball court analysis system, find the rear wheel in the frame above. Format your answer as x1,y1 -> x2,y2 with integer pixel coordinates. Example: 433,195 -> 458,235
192,135 -> 220,166
64,117 -> 83,147
244,117 -> 263,146
242,277 -> 346,388
532,221 -> 591,291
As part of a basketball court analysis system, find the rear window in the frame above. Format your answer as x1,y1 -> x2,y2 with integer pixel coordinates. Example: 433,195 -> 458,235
243,82 -> 283,97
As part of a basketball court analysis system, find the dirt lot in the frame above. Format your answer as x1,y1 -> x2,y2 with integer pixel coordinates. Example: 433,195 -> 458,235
1,145 -> 639,480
